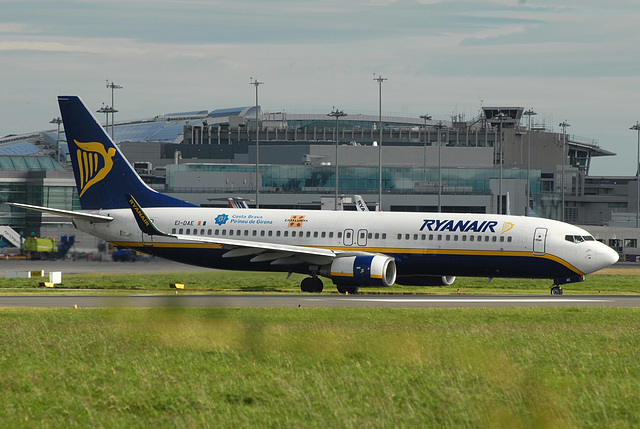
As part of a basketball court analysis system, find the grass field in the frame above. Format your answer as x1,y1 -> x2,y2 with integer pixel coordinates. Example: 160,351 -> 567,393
1,266 -> 639,295
0,307 -> 639,428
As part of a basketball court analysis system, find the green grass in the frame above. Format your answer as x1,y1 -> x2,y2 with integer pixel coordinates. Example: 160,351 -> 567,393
0,307 -> 639,428
1,269 -> 639,295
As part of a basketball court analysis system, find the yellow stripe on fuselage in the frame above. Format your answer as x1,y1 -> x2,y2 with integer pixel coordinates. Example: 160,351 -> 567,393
109,241 -> 584,276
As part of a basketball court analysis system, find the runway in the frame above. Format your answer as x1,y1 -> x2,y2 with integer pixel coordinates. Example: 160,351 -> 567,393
1,294 -> 639,308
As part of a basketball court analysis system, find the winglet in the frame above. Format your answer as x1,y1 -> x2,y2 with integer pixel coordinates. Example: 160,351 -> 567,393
126,194 -> 171,236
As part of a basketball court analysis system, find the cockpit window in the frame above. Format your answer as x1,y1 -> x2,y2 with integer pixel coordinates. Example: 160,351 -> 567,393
566,234 -> 595,243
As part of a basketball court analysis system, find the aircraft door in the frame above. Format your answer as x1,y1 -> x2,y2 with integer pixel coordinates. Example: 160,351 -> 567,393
142,231 -> 154,246
141,218 -> 156,246
357,229 -> 368,246
343,229 -> 354,246
533,227 -> 547,255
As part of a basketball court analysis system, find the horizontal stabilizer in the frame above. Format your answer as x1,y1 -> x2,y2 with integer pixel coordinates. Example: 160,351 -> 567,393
8,202 -> 113,223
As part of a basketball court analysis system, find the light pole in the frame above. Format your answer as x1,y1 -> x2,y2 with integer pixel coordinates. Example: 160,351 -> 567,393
494,113 -> 507,215
436,121 -> 443,212
49,117 -> 62,162
374,73 -> 387,211
523,109 -> 537,215
419,114 -> 432,183
250,78 -> 263,208
559,120 -> 570,222
97,105 -> 117,135
106,80 -> 122,139
631,122 -> 640,228
328,108 -> 347,210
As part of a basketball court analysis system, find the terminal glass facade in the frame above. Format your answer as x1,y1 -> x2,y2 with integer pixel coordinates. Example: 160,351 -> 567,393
166,164 -> 541,197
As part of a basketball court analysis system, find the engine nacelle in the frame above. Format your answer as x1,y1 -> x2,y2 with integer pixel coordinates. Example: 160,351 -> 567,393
395,275 -> 456,286
321,255 -> 397,287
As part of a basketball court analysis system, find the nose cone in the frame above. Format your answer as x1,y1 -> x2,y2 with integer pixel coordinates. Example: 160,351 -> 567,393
594,243 -> 619,272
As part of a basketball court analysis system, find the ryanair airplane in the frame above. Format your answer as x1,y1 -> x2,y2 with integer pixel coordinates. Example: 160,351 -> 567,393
11,96 -> 619,295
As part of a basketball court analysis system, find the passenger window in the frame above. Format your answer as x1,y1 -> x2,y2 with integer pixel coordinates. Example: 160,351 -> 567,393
368,233 -> 373,239
252,230 -> 257,236
322,232 -> 326,238
499,236 -> 504,242
337,232 -> 342,238
469,236 -> 474,242
454,235 -> 458,241
398,234 -> 402,240
215,229 -> 219,235
208,229 -> 212,235
429,234 -> 434,240
462,235 -> 467,241
275,231 -> 279,237
413,234 -> 418,240
193,229 -> 197,235
172,228 -> 176,234
374,233 -> 379,239
446,235 -> 450,241
382,233 -> 386,239
492,236 -> 497,242
437,235 -> 442,241
292,231 -> 296,237
229,230 -> 233,236
314,232 -> 318,238
186,229 -> 191,234
330,232 -> 334,238
221,230 -> 226,236
405,234 -> 410,240
268,231 -> 273,237
284,231 -> 289,237
307,232 -> 311,238
244,230 -> 249,236
485,236 -> 489,242
507,236 -> 512,242
201,229 -> 205,235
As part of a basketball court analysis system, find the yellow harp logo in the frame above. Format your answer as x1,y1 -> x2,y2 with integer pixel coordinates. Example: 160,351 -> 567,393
75,140 -> 117,197
501,222 -> 514,234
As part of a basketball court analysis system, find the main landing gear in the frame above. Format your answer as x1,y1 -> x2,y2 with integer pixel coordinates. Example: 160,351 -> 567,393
300,276 -> 323,293
299,276 -> 359,294
336,285 -> 359,295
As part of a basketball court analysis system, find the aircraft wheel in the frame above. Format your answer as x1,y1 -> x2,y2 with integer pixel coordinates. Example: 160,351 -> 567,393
312,277 -> 323,293
337,285 -> 359,294
550,286 -> 563,296
301,277 -> 314,293
301,277 -> 323,293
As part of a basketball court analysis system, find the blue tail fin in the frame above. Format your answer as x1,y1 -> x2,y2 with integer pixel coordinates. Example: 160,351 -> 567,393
58,96 -> 195,210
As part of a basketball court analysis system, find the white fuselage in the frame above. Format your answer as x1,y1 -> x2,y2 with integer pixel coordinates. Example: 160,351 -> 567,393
75,207 -> 619,281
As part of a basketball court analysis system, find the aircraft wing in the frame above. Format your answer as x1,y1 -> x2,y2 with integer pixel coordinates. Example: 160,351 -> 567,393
126,194 -> 339,266
168,233 -> 339,266
8,202 -> 113,223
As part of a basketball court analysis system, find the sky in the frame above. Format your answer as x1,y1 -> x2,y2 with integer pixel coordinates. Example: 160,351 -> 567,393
1,0 -> 640,176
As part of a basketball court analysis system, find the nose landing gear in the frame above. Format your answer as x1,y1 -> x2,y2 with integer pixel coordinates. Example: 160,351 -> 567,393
550,286 -> 563,295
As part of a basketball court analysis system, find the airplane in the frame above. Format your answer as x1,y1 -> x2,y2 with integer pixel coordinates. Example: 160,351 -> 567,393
10,96 -> 619,295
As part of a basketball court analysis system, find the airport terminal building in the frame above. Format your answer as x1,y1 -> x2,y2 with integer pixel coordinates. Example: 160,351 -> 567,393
2,104 -> 640,260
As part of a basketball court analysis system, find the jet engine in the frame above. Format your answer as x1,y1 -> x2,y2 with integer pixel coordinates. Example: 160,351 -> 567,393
395,275 -> 456,286
320,255 -> 396,287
